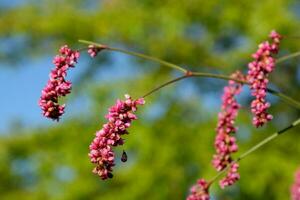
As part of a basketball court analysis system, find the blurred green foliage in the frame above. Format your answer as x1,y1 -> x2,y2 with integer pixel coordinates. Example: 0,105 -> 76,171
1,0 -> 300,199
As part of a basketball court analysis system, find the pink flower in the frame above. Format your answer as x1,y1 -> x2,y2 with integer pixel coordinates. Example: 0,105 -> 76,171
88,45 -> 106,58
219,163 -> 240,189
39,45 -> 80,120
186,179 -> 210,200
291,168 -> 300,200
212,71 -> 245,171
247,30 -> 282,127
89,94 -> 145,180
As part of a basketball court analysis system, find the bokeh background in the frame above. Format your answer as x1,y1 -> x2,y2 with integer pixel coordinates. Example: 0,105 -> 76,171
1,0 -> 300,199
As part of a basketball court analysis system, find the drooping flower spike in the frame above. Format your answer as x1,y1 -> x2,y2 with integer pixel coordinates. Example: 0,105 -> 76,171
212,71 -> 245,188
39,45 -> 80,120
89,94 -> 145,180
212,71 -> 245,171
247,30 -> 282,127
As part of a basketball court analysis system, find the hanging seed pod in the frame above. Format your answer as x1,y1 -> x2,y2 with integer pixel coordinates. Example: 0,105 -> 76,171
107,173 -> 113,179
121,150 -> 128,162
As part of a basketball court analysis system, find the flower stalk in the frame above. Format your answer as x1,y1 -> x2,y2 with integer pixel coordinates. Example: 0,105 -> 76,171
276,51 -> 300,63
141,72 -> 300,110
78,40 -> 300,110
78,39 -> 187,73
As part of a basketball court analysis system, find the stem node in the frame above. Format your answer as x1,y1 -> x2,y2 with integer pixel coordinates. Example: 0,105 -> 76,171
185,70 -> 193,76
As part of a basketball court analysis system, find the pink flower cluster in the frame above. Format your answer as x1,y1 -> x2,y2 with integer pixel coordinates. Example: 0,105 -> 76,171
291,168 -> 300,200
89,94 -> 145,180
39,45 -> 80,120
247,30 -> 282,127
186,179 -> 210,200
219,163 -> 240,189
212,71 -> 245,172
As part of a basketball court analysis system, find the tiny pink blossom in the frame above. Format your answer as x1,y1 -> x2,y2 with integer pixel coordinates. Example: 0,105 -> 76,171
186,179 -> 210,200
219,163 -> 240,189
39,45 -> 80,120
291,168 -> 300,200
89,94 -> 145,180
88,44 -> 107,58
247,30 -> 282,127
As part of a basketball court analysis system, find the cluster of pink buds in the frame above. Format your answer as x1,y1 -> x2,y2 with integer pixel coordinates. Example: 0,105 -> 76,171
219,163 -> 240,188
89,94 -> 145,180
39,45 -> 80,120
291,168 -> 300,200
186,179 -> 210,200
212,71 -> 245,172
88,44 -> 107,58
247,30 -> 282,127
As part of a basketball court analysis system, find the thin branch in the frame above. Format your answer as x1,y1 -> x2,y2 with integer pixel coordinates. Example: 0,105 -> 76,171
142,72 -> 300,110
276,51 -> 300,64
78,40 -> 187,73
78,40 -> 300,110
142,75 -> 189,98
